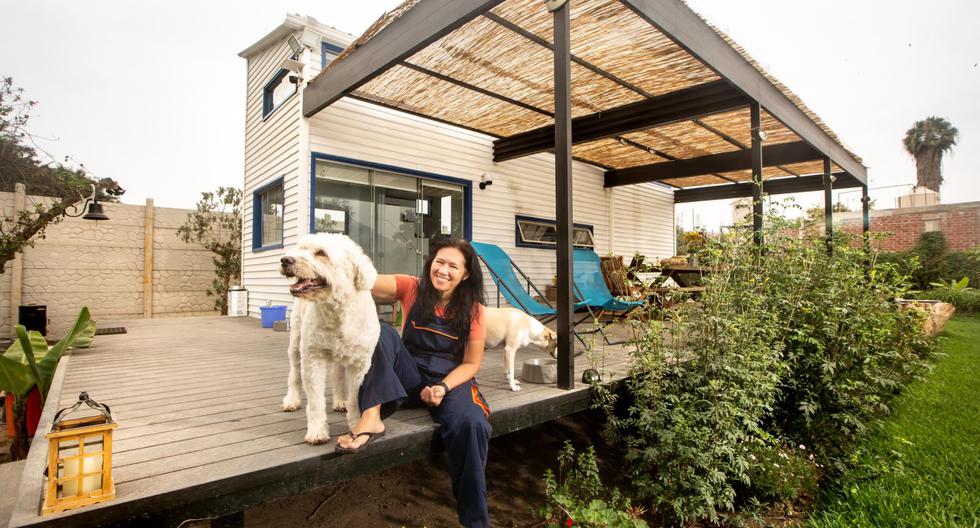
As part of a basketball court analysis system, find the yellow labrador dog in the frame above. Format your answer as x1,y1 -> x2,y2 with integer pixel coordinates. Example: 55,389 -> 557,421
279,234 -> 379,445
484,307 -> 558,391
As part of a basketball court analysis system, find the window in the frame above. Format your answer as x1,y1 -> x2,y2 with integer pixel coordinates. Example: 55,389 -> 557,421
515,215 -> 594,249
262,67 -> 297,118
311,156 -> 470,277
321,42 -> 344,69
253,179 -> 284,250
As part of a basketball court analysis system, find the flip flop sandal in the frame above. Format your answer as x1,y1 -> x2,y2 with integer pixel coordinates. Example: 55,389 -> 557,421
334,430 -> 386,454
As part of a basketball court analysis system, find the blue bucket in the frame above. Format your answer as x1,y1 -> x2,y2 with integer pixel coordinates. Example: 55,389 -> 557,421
260,305 -> 287,328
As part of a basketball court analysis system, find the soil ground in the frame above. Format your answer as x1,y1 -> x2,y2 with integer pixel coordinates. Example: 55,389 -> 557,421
245,410 -> 615,528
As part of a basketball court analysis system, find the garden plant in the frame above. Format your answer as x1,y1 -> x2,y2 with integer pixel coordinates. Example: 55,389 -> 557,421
561,209 -> 937,526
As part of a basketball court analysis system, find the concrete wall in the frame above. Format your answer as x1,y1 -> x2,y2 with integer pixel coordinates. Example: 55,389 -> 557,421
2,189 -> 221,337
837,201 -> 980,252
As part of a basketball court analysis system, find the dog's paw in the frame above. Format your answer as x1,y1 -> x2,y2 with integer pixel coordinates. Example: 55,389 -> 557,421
509,381 -> 523,392
332,401 -> 348,413
281,394 -> 302,412
304,429 -> 331,445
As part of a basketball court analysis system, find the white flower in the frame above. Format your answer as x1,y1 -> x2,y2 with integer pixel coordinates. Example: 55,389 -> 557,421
799,444 -> 806,450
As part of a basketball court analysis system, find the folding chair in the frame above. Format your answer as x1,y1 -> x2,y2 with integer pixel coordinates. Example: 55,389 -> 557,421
572,248 -> 647,345
471,242 -> 592,353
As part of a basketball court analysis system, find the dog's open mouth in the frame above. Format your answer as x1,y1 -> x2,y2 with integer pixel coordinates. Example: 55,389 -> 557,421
290,277 -> 327,295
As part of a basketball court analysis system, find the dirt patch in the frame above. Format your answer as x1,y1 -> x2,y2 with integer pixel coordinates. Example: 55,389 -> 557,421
245,410 -> 617,527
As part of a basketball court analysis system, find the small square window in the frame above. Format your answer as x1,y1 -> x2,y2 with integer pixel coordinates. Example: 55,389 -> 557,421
321,42 -> 344,69
262,68 -> 297,118
253,179 -> 284,250
516,216 -> 594,249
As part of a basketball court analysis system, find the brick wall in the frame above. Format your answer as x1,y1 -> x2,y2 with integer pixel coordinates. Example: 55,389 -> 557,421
835,201 -> 980,252
2,189 -> 224,337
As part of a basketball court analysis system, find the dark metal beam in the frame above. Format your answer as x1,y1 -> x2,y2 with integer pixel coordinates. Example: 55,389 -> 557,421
751,102 -> 764,245
672,172 -> 860,203
613,136 -> 735,184
303,0 -> 504,117
691,118 -> 801,177
494,80 -> 746,161
619,0 -> 867,185
604,140 -> 820,187
823,157 -> 834,252
553,1 -> 574,390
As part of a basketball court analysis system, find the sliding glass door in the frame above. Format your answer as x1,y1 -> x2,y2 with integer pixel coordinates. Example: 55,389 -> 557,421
313,159 -> 466,277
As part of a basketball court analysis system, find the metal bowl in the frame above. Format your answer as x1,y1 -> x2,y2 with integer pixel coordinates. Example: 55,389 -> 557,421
521,357 -> 558,384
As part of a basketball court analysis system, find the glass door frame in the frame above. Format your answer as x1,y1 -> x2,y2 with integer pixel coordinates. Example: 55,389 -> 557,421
309,152 -> 473,244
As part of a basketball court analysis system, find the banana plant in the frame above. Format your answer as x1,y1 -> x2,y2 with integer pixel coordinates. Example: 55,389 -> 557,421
0,307 -> 91,406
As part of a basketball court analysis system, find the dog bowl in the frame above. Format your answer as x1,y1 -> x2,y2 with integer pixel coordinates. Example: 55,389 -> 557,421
521,357 -> 558,384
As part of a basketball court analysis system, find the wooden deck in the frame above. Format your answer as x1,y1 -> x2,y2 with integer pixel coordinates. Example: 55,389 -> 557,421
7,316 -> 633,527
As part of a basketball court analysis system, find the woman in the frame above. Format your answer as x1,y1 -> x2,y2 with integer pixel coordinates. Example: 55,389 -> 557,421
337,236 -> 492,528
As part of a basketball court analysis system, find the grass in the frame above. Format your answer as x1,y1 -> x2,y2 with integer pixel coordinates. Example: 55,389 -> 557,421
807,314 -> 980,527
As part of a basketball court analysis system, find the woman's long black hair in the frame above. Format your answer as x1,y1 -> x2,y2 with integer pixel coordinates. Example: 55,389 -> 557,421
415,237 -> 486,338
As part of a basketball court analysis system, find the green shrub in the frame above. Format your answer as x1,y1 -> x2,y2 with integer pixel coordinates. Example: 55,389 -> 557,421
910,232 -> 948,287
602,213 -> 936,525
920,287 -> 980,313
539,442 -> 648,528
945,248 -> 980,287
739,439 -> 820,504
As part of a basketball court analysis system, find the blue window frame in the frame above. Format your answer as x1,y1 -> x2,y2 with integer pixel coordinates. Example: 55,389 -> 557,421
252,177 -> 285,251
262,66 -> 297,119
321,42 -> 344,69
515,214 -> 594,249
309,153 -> 473,242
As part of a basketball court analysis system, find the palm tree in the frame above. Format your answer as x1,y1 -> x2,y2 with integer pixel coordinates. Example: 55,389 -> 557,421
903,116 -> 959,193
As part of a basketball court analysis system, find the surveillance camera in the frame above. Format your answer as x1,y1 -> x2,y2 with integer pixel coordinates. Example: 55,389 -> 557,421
479,173 -> 493,190
288,75 -> 299,84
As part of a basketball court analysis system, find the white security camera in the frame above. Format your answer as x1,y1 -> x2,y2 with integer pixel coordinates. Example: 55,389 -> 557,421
479,173 -> 493,190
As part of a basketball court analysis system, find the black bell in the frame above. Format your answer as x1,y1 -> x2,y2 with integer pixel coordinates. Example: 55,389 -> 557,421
82,202 -> 109,221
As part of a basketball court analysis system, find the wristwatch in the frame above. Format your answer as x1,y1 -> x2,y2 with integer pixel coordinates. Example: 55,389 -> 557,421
437,381 -> 451,395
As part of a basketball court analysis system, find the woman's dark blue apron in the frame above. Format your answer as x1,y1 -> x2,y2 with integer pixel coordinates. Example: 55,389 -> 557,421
357,301 -> 492,528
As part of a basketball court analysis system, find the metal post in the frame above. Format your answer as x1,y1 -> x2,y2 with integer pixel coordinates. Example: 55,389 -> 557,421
552,0 -> 574,389
750,102 -> 763,245
862,184 -> 871,270
823,157 -> 833,253
861,184 -> 870,235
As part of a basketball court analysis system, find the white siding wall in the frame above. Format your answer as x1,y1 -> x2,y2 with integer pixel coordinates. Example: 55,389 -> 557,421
304,97 -> 676,305
243,28 -> 676,313
242,37 -> 303,316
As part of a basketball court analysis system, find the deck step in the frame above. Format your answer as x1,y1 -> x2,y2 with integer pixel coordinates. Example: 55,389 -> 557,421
0,460 -> 27,528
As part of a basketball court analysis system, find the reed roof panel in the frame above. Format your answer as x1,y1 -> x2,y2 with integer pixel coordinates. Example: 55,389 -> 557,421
312,0 -> 864,190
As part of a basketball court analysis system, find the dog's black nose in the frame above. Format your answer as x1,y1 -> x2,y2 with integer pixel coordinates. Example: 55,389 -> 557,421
280,256 -> 295,267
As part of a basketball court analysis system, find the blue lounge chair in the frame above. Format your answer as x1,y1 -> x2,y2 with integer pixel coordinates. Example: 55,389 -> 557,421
573,248 -> 646,344
471,241 -> 592,352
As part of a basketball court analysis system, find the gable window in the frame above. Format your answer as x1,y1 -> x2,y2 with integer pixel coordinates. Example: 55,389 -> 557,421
515,215 -> 594,249
321,42 -> 344,69
262,66 -> 297,118
253,178 -> 284,250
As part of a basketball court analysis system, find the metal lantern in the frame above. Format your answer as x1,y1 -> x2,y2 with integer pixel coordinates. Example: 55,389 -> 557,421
43,392 -> 117,515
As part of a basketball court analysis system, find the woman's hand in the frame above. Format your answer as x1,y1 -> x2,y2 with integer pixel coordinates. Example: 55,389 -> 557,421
420,385 -> 446,407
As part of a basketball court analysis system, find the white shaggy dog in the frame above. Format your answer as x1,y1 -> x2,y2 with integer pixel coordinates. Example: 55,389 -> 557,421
279,233 -> 380,445
484,307 -> 558,391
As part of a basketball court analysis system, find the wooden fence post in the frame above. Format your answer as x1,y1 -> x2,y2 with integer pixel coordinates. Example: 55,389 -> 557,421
143,198 -> 154,318
9,183 -> 25,335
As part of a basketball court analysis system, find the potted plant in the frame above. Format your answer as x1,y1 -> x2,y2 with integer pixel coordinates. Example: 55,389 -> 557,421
0,307 -> 91,459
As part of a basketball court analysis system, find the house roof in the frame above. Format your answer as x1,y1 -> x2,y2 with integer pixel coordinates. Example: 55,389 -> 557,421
238,13 -> 353,59
301,0 -> 867,194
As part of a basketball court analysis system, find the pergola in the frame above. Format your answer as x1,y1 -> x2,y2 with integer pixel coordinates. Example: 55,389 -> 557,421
302,0 -> 870,388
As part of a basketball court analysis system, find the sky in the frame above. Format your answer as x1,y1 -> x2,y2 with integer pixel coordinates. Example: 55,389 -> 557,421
1,1 -> 978,227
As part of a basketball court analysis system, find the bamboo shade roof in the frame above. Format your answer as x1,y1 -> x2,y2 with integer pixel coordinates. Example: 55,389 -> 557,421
314,0 -> 863,190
